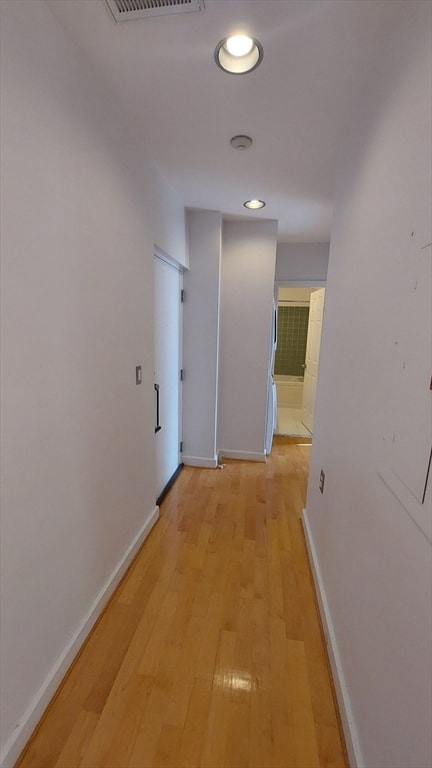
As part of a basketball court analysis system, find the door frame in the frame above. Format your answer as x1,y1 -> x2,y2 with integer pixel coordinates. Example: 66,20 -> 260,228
276,280 -> 326,289
274,279 -> 326,438
301,287 -> 326,434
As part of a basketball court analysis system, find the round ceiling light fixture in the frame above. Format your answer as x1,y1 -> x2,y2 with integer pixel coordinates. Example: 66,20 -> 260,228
244,199 -> 266,210
230,135 -> 253,150
215,34 -> 263,75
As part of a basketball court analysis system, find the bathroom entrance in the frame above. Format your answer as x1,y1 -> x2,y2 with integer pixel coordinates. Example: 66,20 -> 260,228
274,285 -> 325,438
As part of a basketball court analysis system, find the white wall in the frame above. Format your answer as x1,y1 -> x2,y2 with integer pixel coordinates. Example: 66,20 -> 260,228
304,4 -> 432,768
0,2 -> 185,765
182,210 -> 222,467
275,242 -> 329,283
218,220 -> 278,460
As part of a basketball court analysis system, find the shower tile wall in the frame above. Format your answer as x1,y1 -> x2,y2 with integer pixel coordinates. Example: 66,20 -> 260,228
274,306 -> 309,376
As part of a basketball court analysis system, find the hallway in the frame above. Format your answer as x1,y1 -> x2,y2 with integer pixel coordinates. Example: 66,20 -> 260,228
17,438 -> 347,768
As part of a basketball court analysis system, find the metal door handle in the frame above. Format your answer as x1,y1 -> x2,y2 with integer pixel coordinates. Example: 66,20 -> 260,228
154,383 -> 161,433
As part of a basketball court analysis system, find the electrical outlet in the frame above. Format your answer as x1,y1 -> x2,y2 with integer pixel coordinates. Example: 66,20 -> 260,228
319,470 -> 325,494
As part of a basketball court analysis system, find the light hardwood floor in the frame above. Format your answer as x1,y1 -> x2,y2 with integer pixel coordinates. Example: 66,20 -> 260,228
16,437 -> 348,768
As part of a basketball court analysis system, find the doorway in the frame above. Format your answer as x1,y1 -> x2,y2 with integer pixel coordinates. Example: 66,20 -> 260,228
274,284 -> 325,438
154,251 -> 183,503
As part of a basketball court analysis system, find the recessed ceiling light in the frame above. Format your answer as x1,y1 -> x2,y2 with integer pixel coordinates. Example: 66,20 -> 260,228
230,135 -> 253,150
244,199 -> 266,210
225,35 -> 254,57
214,35 -> 263,75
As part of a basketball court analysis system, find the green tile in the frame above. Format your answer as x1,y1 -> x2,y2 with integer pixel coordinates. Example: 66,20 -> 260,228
274,306 -> 309,376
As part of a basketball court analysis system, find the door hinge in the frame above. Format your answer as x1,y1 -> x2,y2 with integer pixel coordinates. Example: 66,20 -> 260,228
180,441 -> 183,453
180,369 -> 185,381
181,289 -> 185,303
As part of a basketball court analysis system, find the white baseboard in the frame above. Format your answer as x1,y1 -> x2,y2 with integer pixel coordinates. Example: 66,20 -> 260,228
182,455 -> 218,468
218,450 -> 266,463
0,506 -> 159,768
302,508 -> 364,768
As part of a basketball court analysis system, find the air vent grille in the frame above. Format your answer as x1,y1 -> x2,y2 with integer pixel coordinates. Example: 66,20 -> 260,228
105,0 -> 204,21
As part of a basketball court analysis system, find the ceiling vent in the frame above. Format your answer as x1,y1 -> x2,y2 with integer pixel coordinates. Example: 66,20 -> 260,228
105,0 -> 205,22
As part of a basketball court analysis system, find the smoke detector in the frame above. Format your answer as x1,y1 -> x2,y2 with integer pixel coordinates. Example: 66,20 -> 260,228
230,135 -> 253,151
105,0 -> 205,22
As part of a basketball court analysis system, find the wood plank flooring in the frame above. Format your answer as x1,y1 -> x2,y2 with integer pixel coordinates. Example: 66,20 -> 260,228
16,437 -> 348,768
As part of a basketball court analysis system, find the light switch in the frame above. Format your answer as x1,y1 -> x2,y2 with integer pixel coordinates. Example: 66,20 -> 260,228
136,366 -> 142,385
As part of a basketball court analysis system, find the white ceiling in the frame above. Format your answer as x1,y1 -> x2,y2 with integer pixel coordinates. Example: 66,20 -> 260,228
48,0 -> 396,243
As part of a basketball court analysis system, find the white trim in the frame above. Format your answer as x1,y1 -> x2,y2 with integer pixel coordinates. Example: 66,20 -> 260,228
0,507 -> 159,768
182,455 -> 218,468
302,508 -> 364,768
218,450 -> 266,463
154,245 -> 183,273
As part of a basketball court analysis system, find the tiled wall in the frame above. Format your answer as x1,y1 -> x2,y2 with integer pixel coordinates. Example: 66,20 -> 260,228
274,305 -> 309,376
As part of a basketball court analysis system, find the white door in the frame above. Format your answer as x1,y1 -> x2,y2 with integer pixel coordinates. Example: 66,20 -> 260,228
154,254 -> 182,501
301,288 -> 325,434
